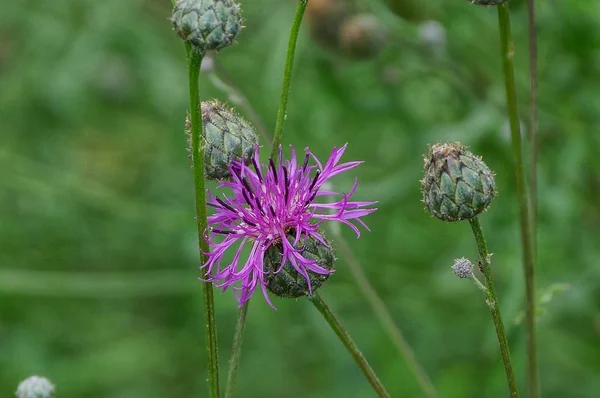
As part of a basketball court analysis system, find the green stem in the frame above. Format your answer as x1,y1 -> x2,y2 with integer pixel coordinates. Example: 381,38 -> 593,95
497,5 -> 538,397
224,301 -> 250,398
334,234 -> 438,398
469,218 -> 520,398
309,292 -> 391,398
271,0 -> 309,159
525,0 -> 539,393
186,45 -> 220,398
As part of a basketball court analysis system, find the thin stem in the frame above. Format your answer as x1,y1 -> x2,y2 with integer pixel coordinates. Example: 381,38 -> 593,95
526,0 -> 538,250
497,5 -> 538,397
334,234 -> 438,398
469,217 -> 520,398
186,44 -> 220,398
525,0 -> 539,393
309,292 -> 391,398
271,0 -> 309,158
224,301 -> 250,398
210,57 -> 272,143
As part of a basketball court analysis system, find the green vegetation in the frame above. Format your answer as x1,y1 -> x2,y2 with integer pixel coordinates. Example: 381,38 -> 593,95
1,1 -> 599,397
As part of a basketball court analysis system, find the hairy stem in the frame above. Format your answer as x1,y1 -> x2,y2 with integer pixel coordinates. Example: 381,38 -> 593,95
309,292 -> 391,398
469,218 -> 520,398
334,234 -> 438,398
271,0 -> 309,158
186,45 -> 220,398
525,0 -> 539,393
224,301 -> 250,398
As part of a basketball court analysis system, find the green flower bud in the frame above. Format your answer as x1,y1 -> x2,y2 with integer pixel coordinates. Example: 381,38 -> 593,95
338,14 -> 387,60
187,100 -> 258,180
466,0 -> 507,5
171,0 -> 243,53
421,142 -> 496,222
15,376 -> 55,398
264,232 -> 335,298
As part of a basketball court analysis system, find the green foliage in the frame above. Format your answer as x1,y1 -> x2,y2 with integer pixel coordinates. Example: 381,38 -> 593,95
1,0 -> 599,397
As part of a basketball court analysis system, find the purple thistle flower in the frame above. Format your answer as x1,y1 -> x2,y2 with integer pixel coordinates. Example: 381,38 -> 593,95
204,144 -> 377,307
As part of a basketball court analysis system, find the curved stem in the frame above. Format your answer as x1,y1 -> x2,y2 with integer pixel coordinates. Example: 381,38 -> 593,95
334,235 -> 438,398
186,45 -> 220,398
209,57 -> 272,143
469,218 -> 520,398
271,0 -> 309,158
225,301 -> 250,398
309,292 -> 391,398
497,5 -> 537,397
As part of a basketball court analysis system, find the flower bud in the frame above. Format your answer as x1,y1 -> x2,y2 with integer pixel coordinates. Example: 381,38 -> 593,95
466,0 -> 507,5
338,14 -> 387,60
187,100 -> 258,180
306,0 -> 352,52
421,142 -> 496,222
385,0 -> 429,22
171,0 -> 243,53
15,376 -> 55,398
264,232 -> 335,298
452,257 -> 474,279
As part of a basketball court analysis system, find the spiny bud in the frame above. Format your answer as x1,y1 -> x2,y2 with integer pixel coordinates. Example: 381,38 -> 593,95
338,14 -> 387,60
452,257 -> 474,279
187,100 -> 258,180
15,376 -> 55,398
171,0 -> 243,53
264,232 -> 335,298
466,0 -> 508,5
421,142 -> 496,222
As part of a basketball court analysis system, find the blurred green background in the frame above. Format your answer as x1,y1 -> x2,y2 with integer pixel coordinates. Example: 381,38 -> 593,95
1,0 -> 599,397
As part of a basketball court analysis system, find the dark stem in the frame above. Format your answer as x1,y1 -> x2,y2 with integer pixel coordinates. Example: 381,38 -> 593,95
497,4 -> 538,397
469,218 -> 520,398
309,292 -> 391,398
186,45 -> 220,398
224,301 -> 250,398
271,0 -> 309,159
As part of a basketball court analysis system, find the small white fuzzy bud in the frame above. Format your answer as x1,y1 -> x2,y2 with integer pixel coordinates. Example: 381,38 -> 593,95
418,20 -> 446,50
15,376 -> 55,398
452,257 -> 474,279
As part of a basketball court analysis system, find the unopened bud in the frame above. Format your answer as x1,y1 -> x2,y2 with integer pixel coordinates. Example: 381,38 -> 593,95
171,0 -> 243,53
186,100 -> 258,180
338,14 -> 387,59
264,232 -> 335,298
452,258 -> 474,279
15,376 -> 55,398
421,142 -> 496,222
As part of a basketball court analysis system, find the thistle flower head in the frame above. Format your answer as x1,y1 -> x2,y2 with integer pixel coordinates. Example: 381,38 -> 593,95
185,100 -> 258,180
204,144 -> 376,307
15,376 -> 55,398
421,142 -> 496,222
171,0 -> 243,53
